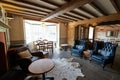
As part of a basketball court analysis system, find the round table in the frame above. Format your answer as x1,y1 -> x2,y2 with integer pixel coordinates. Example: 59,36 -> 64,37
28,59 -> 54,80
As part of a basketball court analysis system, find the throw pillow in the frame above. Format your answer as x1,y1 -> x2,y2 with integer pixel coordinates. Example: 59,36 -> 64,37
77,45 -> 83,50
18,50 -> 32,58
100,50 -> 106,56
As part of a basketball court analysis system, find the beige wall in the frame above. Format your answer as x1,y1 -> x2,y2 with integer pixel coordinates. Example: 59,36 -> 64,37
59,23 -> 67,45
67,23 -> 74,46
8,16 -> 67,47
9,16 -> 24,43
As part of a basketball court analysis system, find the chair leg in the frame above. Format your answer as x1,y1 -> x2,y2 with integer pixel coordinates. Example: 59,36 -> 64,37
101,64 -> 105,70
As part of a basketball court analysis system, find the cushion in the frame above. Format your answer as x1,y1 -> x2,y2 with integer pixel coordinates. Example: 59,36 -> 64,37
100,50 -> 106,56
18,50 -> 32,58
77,45 -> 84,50
100,50 -> 110,57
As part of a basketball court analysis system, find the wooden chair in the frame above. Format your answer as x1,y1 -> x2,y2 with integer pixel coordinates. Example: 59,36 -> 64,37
47,41 -> 53,53
43,39 -> 48,51
38,41 -> 45,51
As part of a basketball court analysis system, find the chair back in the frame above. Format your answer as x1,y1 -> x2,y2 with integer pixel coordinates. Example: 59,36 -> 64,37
101,42 -> 117,57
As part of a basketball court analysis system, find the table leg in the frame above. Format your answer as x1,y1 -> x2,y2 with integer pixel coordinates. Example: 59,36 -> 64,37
42,73 -> 45,80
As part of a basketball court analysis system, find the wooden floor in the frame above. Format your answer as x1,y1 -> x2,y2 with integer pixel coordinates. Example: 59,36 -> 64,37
1,47 -> 120,80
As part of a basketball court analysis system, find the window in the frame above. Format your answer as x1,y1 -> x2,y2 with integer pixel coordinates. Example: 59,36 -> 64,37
24,20 -> 57,44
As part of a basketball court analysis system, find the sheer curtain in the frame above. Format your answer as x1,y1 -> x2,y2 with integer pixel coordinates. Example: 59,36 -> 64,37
24,20 -> 57,44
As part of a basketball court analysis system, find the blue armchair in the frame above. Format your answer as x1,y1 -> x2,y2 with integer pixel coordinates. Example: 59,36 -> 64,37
71,40 -> 86,56
90,42 -> 117,69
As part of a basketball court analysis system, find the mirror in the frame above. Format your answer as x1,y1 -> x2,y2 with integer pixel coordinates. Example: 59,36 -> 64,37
106,31 -> 118,37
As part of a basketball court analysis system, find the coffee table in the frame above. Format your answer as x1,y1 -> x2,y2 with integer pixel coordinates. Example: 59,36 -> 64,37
28,59 -> 55,80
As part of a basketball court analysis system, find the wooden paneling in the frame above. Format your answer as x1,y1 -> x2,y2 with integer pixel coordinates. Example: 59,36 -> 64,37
9,16 -> 24,41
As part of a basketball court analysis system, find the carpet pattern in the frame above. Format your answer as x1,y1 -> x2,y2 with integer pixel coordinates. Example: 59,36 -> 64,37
47,58 -> 84,80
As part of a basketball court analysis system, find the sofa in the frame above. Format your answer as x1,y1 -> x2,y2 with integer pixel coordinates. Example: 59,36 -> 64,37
8,46 -> 44,68
90,41 -> 117,69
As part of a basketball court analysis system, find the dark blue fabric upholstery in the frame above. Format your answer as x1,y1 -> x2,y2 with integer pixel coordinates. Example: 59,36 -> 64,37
71,40 -> 86,55
90,42 -> 117,69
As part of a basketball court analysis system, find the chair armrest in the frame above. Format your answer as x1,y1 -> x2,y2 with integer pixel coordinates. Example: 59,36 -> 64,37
72,46 -> 77,49
31,51 -> 44,58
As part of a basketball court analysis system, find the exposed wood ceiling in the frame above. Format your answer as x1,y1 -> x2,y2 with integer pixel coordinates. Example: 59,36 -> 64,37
0,0 -> 120,24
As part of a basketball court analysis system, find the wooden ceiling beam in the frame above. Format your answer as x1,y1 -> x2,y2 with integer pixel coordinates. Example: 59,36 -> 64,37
5,8 -> 45,17
70,11 -> 90,19
60,15 -> 78,21
55,18 -> 71,22
5,9 -> 43,18
89,2 -> 108,15
59,16 -> 75,21
47,18 -> 69,23
56,16 -> 74,22
1,3 -> 47,15
17,0 -> 55,11
110,0 -> 120,12
98,20 -> 120,26
70,13 -> 120,26
7,12 -> 41,21
64,13 -> 83,20
0,0 -> 52,13
41,0 -> 95,21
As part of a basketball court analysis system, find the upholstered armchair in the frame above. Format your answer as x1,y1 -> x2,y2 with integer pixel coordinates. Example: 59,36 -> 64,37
8,46 -> 44,67
90,42 -> 117,69
71,40 -> 86,56
90,41 -> 104,55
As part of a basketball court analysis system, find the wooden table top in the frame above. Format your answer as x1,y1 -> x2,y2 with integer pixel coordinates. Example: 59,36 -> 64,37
28,59 -> 54,74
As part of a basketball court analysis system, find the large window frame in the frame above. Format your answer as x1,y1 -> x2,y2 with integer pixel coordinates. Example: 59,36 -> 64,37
24,20 -> 58,44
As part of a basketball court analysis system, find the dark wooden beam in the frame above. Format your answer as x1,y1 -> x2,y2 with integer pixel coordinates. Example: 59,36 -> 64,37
64,13 -> 83,20
110,0 -> 120,12
60,15 -> 78,21
59,15 -> 77,21
5,9 -> 43,18
98,20 -> 120,26
41,0 -> 95,21
55,17 -> 72,22
47,18 -> 70,23
5,7 -> 45,17
89,2 -> 108,15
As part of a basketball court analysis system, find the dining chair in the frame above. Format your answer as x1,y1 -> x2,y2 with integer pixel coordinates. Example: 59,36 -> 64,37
43,39 -> 48,51
38,41 -> 45,51
47,41 -> 53,53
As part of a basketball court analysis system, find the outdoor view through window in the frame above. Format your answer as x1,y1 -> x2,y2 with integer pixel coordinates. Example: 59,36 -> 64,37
24,20 -> 58,44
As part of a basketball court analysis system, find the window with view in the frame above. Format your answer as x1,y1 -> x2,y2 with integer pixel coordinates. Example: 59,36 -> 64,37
24,20 -> 58,44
